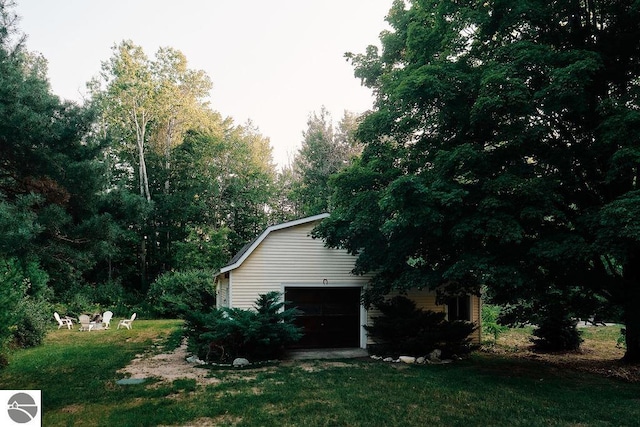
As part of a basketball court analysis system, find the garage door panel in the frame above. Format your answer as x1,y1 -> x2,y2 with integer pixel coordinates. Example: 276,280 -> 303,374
286,287 -> 361,348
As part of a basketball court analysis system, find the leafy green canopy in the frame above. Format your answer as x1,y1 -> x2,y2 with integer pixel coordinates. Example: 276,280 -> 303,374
314,0 -> 640,361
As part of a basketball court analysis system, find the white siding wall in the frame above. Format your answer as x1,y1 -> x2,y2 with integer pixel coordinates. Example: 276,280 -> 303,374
229,221 -> 373,309
216,276 -> 229,309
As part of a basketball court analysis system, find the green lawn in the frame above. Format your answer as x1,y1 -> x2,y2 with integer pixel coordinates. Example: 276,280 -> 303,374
1,320 -> 638,426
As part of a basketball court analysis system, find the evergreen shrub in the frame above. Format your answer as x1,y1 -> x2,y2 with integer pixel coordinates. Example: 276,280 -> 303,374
365,296 -> 475,358
531,306 -> 583,352
185,291 -> 302,362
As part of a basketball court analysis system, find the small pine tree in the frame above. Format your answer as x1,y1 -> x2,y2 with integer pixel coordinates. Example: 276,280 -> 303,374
531,304 -> 582,352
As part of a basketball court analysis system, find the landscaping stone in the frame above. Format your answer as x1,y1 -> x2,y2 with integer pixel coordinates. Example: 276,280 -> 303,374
233,357 -> 250,367
116,378 -> 146,385
399,356 -> 416,364
186,355 -> 205,365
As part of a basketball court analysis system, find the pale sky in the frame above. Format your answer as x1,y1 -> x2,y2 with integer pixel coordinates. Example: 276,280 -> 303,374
15,0 -> 392,168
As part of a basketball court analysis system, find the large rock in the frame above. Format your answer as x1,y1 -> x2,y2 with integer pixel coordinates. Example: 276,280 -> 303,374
186,355 -> 205,365
233,357 -> 250,367
399,356 -> 416,364
428,349 -> 442,361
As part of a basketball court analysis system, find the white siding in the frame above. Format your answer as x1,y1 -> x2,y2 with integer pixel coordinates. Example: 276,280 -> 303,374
229,220 -> 373,309
216,275 -> 230,309
470,294 -> 482,343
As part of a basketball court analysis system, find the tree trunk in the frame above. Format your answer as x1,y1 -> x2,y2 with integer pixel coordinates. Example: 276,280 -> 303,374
138,143 -> 150,201
133,109 -> 151,202
164,117 -> 174,194
623,254 -> 640,364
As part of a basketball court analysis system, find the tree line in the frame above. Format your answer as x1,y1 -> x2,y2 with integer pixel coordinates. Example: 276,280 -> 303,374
0,0 -> 357,362
4,0 -> 640,366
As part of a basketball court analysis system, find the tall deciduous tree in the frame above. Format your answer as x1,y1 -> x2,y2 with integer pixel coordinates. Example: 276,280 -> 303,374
314,0 -> 640,361
97,40 -> 155,201
150,47 -> 212,193
169,120 -> 276,255
90,42 -> 218,288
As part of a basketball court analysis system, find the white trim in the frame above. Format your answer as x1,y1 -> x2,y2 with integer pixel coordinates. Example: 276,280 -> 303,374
219,213 -> 330,274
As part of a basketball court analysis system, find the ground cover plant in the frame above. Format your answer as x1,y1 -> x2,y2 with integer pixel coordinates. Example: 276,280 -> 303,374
0,320 -> 639,426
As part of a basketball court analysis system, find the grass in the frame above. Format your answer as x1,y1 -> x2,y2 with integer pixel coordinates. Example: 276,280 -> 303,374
1,321 -> 639,426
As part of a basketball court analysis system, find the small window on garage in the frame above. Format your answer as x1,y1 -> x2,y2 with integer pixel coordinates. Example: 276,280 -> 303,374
446,296 -> 471,321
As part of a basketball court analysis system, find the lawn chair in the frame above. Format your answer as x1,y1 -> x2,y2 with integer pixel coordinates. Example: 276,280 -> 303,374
117,313 -> 136,330
54,312 -> 73,329
78,314 -> 94,331
102,311 -> 113,329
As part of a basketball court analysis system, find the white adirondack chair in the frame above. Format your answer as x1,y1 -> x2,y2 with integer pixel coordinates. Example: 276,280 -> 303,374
78,314 -> 94,331
54,312 -> 73,329
117,313 -> 136,330
102,311 -> 113,329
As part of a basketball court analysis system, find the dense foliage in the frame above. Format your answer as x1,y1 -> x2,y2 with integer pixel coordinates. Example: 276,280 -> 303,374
285,107 -> 362,217
146,269 -> 216,318
0,0 -> 307,362
89,43 -> 279,293
0,0 -> 108,360
185,292 -> 302,362
314,0 -> 640,362
365,296 -> 475,358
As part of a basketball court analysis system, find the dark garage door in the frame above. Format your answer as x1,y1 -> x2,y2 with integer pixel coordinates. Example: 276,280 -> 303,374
285,287 -> 361,348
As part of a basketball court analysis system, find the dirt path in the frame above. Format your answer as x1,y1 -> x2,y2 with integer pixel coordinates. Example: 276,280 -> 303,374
117,341 -> 221,385
119,328 -> 640,385
117,342 -> 355,386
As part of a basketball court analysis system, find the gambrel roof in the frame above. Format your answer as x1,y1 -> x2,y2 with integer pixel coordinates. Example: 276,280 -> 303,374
218,213 -> 330,274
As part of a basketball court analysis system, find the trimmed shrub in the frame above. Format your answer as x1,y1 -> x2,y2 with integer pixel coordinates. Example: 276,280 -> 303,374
365,296 -> 476,358
185,291 -> 302,362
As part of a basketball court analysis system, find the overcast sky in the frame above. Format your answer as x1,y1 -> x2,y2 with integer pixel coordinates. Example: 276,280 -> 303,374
15,0 -> 392,168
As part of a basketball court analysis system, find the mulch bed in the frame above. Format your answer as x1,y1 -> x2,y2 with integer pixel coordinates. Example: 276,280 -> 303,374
482,328 -> 640,383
